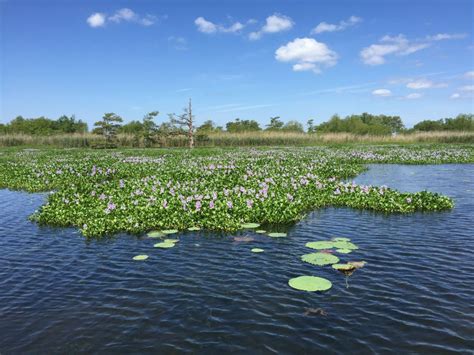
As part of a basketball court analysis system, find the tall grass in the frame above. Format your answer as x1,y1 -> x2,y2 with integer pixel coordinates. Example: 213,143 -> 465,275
0,131 -> 472,148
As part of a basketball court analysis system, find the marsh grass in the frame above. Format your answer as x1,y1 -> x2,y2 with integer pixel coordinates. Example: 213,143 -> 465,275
0,131 -> 472,148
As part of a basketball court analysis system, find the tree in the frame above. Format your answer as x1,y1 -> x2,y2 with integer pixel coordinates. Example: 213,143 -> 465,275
307,119 -> 316,133
226,118 -> 261,133
169,99 -> 195,148
142,111 -> 159,147
266,116 -> 284,131
197,120 -> 222,133
93,113 -> 123,146
282,120 -> 304,133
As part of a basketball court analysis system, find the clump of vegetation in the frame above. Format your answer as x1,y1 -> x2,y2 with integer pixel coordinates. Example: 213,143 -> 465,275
0,146 -> 464,237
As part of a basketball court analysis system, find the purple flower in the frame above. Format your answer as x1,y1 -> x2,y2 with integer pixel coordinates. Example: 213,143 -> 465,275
246,199 -> 253,209
195,201 -> 202,211
99,193 -> 106,200
107,202 -> 116,210
119,179 -> 125,188
287,193 -> 294,202
226,201 -> 233,209
162,199 -> 168,209
209,200 -> 215,209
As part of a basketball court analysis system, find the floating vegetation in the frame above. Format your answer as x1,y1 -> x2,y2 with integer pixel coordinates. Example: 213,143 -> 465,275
241,223 -> 260,229
336,249 -> 352,254
267,232 -> 287,238
187,227 -> 201,231
132,254 -> 149,261
332,241 -> 359,250
251,248 -> 264,253
162,229 -> 179,235
154,241 -> 176,248
306,241 -> 335,250
0,147 -> 460,237
147,231 -> 164,238
288,276 -> 332,292
332,237 -> 351,242
164,238 -> 179,243
332,261 -> 367,288
301,252 -> 340,266
255,230 -> 267,234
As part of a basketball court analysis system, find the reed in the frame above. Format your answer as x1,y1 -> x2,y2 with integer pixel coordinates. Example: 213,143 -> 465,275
0,131 -> 472,148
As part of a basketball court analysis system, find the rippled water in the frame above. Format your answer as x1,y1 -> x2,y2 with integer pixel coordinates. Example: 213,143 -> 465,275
1,164 -> 473,354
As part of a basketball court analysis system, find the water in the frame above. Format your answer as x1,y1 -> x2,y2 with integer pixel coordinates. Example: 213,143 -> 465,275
1,164 -> 473,354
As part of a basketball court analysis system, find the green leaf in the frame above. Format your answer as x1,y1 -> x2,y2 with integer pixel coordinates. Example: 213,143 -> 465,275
288,276 -> 332,292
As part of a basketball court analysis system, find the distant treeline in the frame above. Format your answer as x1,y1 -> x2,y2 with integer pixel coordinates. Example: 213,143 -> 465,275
1,112 -> 473,136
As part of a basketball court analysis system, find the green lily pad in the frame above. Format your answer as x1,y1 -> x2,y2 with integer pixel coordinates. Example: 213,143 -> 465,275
332,237 -> 351,242
154,242 -> 175,248
332,241 -> 358,250
162,229 -> 179,235
288,276 -> 332,292
164,239 -> 179,243
147,231 -> 164,238
255,230 -> 267,234
251,248 -> 264,253
187,227 -> 200,231
306,241 -> 335,250
268,232 -> 287,238
336,248 -> 352,254
301,252 -> 340,266
133,254 -> 149,261
241,223 -> 260,229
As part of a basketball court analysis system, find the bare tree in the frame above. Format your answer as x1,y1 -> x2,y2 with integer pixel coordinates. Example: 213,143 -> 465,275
169,98 -> 194,148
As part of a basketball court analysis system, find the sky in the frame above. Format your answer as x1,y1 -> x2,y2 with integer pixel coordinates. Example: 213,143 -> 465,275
1,0 -> 473,128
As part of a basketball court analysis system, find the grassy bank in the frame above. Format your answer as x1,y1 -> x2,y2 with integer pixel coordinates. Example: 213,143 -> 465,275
0,130 -> 473,148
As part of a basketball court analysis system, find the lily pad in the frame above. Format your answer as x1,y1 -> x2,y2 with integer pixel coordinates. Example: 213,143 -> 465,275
306,241 -> 335,250
162,229 -> 179,235
251,248 -> 264,253
147,231 -> 164,238
348,261 -> 367,269
154,242 -> 175,248
255,230 -> 267,234
332,263 -> 355,271
241,223 -> 260,229
332,237 -> 351,242
133,254 -> 149,261
267,232 -> 287,238
164,239 -> 179,243
187,226 -> 201,231
301,252 -> 340,266
332,241 -> 358,250
336,248 -> 352,254
288,276 -> 332,292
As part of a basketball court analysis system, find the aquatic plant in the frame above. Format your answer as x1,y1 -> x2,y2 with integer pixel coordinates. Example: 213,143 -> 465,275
251,248 -> 264,253
0,146 -> 461,237
267,232 -> 287,238
301,253 -> 340,266
133,254 -> 149,261
288,276 -> 332,292
154,241 -> 176,248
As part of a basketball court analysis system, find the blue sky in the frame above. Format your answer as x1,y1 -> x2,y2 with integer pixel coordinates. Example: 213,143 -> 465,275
1,0 -> 473,128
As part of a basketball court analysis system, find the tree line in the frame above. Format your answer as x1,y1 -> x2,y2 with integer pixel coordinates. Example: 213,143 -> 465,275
1,109 -> 472,141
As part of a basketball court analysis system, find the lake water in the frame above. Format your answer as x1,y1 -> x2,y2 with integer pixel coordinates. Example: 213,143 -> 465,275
1,164 -> 473,354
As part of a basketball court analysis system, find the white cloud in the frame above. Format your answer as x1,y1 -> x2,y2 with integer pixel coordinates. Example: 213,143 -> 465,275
426,33 -> 467,41
406,79 -> 447,89
460,85 -> 474,92
195,17 -> 218,33
311,16 -> 362,34
450,93 -> 461,99
87,13 -> 106,28
405,93 -> 422,99
372,89 -> 392,97
87,8 -> 157,28
361,33 -> 466,65
465,71 -> 474,79
275,37 -> 337,74
194,17 -> 249,34
249,14 -> 293,40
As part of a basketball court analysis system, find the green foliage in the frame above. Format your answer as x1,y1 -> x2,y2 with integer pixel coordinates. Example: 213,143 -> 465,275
266,116 -> 284,131
0,146 -> 462,237
414,114 -> 474,131
93,113 -> 123,147
226,118 -> 261,133
1,115 -> 87,135
317,113 -> 403,135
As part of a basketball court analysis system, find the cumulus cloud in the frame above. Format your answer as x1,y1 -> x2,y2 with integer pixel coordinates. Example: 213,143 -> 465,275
426,33 -> 467,41
87,13 -> 106,28
450,93 -> 461,99
249,14 -> 293,40
275,37 -> 337,74
405,93 -> 422,99
360,33 -> 467,65
194,16 -> 249,34
372,89 -> 392,97
450,85 -> 474,99
460,85 -> 474,92
168,36 -> 188,50
87,8 -> 157,28
311,16 -> 362,34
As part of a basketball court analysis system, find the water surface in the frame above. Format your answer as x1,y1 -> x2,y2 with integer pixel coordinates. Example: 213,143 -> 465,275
1,164 -> 473,354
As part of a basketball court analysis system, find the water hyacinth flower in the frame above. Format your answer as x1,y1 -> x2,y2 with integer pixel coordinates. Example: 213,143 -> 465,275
246,199 -> 253,209
162,199 -> 168,209
226,201 -> 233,209
209,200 -> 215,209
195,201 -> 202,211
